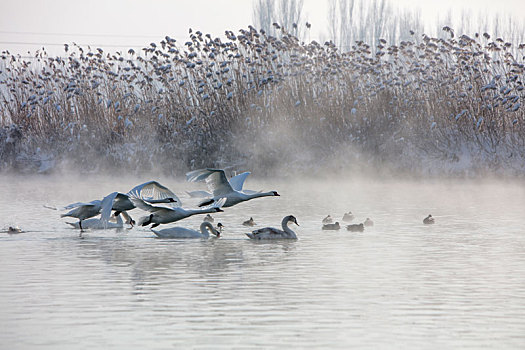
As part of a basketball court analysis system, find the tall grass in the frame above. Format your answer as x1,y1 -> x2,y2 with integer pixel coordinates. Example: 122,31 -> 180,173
0,26 -> 524,177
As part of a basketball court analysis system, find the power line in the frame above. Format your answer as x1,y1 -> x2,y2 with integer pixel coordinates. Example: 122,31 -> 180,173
0,30 -> 177,39
0,41 -> 148,48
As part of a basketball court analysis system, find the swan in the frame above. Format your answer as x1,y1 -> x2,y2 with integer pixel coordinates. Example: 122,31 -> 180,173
322,222 -> 340,230
242,217 -> 256,226
246,215 -> 299,240
130,196 -> 226,227
346,223 -> 364,232
151,221 -> 221,239
186,168 -> 279,208
364,218 -> 374,227
60,181 -> 179,232
65,212 -> 131,229
322,215 -> 333,224
203,214 -> 214,223
342,212 -> 355,222
186,171 -> 261,198
423,214 -> 435,224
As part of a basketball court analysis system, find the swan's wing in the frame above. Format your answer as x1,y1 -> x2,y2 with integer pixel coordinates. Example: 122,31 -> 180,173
129,195 -> 173,214
186,168 -> 234,197
62,200 -> 99,210
127,181 -> 181,207
228,171 -> 251,191
99,192 -> 119,229
186,190 -> 212,198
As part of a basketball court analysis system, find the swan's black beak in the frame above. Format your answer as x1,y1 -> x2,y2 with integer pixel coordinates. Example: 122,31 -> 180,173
215,208 -> 224,212
273,191 -> 280,196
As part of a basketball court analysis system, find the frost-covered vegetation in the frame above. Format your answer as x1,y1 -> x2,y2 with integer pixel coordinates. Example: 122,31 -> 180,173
1,25 -> 524,176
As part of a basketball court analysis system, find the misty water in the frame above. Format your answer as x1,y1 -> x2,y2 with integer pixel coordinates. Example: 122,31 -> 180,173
1,176 -> 524,349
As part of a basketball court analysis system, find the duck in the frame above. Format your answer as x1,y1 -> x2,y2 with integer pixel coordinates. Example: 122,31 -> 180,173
131,196 -> 226,228
322,215 -> 333,224
203,214 -> 214,223
346,223 -> 364,232
151,221 -> 221,239
186,168 -> 279,208
342,212 -> 355,222
7,226 -> 22,234
242,217 -> 256,226
322,222 -> 340,230
246,215 -> 299,240
364,218 -> 374,227
423,214 -> 435,224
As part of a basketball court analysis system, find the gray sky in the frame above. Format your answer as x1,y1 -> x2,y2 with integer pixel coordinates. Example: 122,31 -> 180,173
1,0 -> 524,55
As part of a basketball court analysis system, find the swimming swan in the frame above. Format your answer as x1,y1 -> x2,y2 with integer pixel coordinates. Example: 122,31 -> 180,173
131,196 -> 226,228
151,221 -> 221,238
186,168 -> 279,208
246,215 -> 299,240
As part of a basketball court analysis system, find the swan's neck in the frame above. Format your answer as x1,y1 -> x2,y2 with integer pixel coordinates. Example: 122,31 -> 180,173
281,217 -> 295,235
200,222 -> 218,237
247,191 -> 275,199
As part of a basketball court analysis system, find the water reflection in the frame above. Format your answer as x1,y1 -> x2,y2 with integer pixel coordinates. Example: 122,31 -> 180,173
1,178 -> 525,349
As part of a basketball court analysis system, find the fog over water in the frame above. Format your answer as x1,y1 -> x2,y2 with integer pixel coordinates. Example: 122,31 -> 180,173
1,175 -> 524,348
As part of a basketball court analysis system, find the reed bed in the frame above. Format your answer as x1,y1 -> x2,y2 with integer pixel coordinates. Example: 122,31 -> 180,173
0,26 -> 524,177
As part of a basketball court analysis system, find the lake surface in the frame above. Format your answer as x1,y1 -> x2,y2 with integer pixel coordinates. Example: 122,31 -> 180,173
1,176 -> 524,349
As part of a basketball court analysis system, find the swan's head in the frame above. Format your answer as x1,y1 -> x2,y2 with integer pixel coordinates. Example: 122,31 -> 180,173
167,198 -> 177,203
288,215 -> 299,226
213,208 -> 224,212
272,191 -> 280,196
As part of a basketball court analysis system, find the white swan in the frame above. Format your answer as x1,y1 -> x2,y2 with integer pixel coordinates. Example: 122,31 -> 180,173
186,171 -> 261,198
246,215 -> 299,240
65,212 -> 132,229
60,181 -> 179,231
130,196 -> 226,227
151,221 -> 221,238
186,168 -> 279,208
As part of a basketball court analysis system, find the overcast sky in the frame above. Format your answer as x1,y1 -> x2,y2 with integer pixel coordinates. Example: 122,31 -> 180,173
1,0 -> 524,55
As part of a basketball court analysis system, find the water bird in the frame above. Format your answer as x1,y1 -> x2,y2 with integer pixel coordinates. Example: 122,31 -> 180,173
342,212 -> 355,222
246,215 -> 299,240
322,215 -> 333,224
186,168 -> 279,208
322,222 -> 340,230
346,223 -> 364,232
151,221 -> 221,239
423,214 -> 435,224
131,196 -> 226,228
364,218 -> 374,227
7,226 -> 22,234
65,212 -> 131,229
203,214 -> 214,223
243,217 -> 256,226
